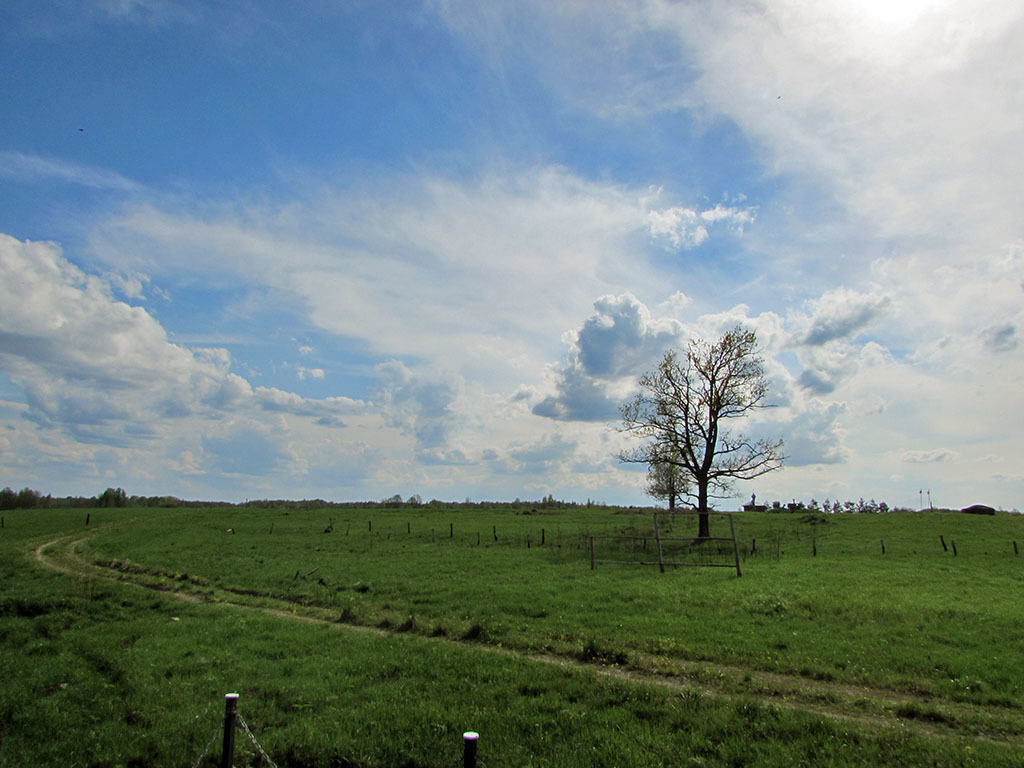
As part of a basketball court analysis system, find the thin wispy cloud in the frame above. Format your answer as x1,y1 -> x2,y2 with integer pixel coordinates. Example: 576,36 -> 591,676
0,151 -> 142,192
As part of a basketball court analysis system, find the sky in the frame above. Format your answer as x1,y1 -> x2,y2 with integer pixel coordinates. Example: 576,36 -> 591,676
1,0 -> 1021,510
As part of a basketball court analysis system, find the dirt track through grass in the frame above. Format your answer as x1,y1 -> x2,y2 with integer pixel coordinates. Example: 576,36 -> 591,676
32,529 -> 1024,749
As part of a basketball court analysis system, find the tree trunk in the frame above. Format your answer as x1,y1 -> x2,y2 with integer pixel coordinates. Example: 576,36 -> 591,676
697,480 -> 710,539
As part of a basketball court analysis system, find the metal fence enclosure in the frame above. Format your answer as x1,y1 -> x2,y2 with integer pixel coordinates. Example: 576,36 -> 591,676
589,510 -> 742,576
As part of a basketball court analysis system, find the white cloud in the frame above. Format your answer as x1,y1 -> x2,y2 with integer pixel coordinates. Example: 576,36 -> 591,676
436,0 -> 1024,264
373,360 -> 465,459
533,292 -> 684,421
799,288 -> 891,347
296,366 -> 325,381
0,234 -> 363,446
90,165 -> 748,391
0,151 -> 141,191
646,202 -> 756,249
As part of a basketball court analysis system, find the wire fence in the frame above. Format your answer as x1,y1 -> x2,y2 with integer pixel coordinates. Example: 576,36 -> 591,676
589,510 -> 743,576
190,694 -> 483,768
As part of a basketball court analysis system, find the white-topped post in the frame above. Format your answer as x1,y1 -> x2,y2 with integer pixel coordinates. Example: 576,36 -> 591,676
220,693 -> 239,768
463,731 -> 479,768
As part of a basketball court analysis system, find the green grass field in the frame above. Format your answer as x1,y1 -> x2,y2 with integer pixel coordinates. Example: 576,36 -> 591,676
2,505 -> 1023,766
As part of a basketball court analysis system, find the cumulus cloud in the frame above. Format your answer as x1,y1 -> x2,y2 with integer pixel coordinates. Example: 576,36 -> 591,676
796,368 -> 836,396
296,366 -> 325,380
800,289 -> 891,346
374,360 -> 464,457
0,235 -> 363,443
534,293 -> 684,422
646,202 -> 756,249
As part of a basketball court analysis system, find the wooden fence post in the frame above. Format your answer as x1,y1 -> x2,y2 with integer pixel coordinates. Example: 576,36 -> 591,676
1014,541 -> 1019,555
952,541 -> 958,557
653,511 -> 665,574
450,522 -> 454,538
880,539 -> 885,555
463,731 -> 479,768
220,693 -> 239,768
940,535 -> 947,552
728,513 -> 741,577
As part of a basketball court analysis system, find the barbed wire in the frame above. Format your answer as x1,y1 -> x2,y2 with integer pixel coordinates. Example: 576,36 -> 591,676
188,704 -> 478,768
188,725 -> 221,768
238,714 -> 280,768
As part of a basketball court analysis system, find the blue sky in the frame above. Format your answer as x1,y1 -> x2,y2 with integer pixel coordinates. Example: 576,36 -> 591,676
1,0 -> 1022,509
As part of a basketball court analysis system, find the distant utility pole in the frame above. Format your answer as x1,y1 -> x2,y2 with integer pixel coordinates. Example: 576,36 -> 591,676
927,490 -> 933,510
919,489 -> 923,510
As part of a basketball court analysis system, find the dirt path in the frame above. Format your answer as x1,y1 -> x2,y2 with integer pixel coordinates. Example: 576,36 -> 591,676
32,531 -> 1024,749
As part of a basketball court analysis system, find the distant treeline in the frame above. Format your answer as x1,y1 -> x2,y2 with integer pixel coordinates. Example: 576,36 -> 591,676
239,494 -> 624,512
7,486 -> 984,515
0,486 -> 234,510
0,487 -> 624,512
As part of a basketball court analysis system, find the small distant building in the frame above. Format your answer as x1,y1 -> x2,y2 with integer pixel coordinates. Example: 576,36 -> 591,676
961,504 -> 997,515
742,493 -> 767,512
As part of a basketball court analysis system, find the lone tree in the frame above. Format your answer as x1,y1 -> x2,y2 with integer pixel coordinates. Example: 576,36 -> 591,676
620,325 -> 784,538
645,450 -> 690,513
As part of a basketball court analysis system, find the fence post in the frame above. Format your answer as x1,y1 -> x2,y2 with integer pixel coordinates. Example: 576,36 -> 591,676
653,511 -> 665,574
463,731 -> 479,768
728,513 -> 742,577
220,693 -> 239,768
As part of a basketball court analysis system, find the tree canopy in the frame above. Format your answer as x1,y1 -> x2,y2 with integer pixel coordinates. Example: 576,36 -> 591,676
620,326 -> 784,537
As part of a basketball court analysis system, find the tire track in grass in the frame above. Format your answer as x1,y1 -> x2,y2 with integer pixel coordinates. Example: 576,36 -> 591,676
32,531 -> 1024,749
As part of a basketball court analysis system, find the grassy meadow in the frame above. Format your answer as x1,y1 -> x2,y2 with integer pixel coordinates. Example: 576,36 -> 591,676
2,503 -> 1023,766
